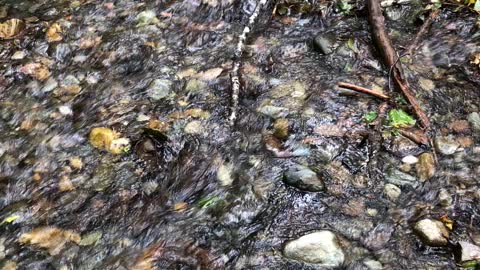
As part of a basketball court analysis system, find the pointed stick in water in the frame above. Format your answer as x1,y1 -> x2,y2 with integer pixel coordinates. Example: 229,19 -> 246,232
337,82 -> 389,100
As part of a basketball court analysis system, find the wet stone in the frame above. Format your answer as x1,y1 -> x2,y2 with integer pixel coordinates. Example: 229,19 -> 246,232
418,77 -> 435,92
283,165 -> 323,192
313,34 -> 335,55
363,259 -> 383,269
413,219 -> 449,246
147,79 -> 172,100
384,183 -> 401,201
184,120 -> 202,134
283,231 -> 344,267
41,78 -> 58,93
435,136 -> 460,156
456,241 -> 480,264
257,104 -> 289,119
385,168 -> 418,188
136,10 -> 159,27
438,189 -> 452,207
401,155 -> 418,164
416,152 -> 435,181
468,112 -> 480,133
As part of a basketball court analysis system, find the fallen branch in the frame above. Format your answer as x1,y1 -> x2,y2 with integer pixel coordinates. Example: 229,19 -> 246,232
407,9 -> 440,57
367,0 -> 431,130
229,0 -> 267,126
337,82 -> 390,100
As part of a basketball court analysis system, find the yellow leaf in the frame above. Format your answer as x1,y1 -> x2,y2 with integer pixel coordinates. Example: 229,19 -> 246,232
1,214 -> 20,224
0,18 -> 25,39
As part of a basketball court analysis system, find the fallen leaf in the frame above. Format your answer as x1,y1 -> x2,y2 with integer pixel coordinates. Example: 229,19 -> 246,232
19,227 -> 81,255
0,18 -> 25,39
46,23 -> 62,43
19,63 -> 50,81
78,35 -> 102,49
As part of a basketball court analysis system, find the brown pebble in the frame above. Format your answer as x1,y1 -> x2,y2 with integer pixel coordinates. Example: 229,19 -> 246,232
457,136 -> 473,148
32,173 -> 42,183
59,175 -> 75,192
448,120 -> 470,133
69,157 -> 83,170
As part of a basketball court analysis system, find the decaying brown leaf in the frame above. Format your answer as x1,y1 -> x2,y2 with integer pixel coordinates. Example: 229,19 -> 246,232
19,63 -> 51,81
19,226 -> 81,255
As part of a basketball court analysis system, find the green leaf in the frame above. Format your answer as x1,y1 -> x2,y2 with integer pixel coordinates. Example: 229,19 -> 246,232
344,62 -> 353,72
1,214 -> 20,225
388,109 -> 416,128
347,38 -> 358,53
198,196 -> 221,208
363,111 -> 378,123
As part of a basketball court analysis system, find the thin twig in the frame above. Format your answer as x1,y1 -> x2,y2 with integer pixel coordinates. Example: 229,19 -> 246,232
407,9 -> 439,57
337,82 -> 389,100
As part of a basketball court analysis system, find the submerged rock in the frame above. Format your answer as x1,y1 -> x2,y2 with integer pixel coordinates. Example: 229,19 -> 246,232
384,183 -> 401,201
413,219 -> 449,246
313,35 -> 334,55
416,152 -> 435,181
184,120 -> 202,134
435,136 -> 460,155
283,165 -> 323,192
283,231 -> 344,266
217,163 -> 234,186
147,79 -> 172,100
136,10 -> 159,27
401,155 -> 418,164
257,104 -> 289,119
468,112 -> 480,133
385,168 -> 418,188
456,241 -> 480,264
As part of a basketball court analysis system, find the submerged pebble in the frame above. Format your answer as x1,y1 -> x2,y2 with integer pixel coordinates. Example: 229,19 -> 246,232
283,165 -> 323,192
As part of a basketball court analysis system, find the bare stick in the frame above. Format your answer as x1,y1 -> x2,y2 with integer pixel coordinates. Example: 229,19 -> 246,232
399,129 -> 429,146
407,10 -> 439,57
229,0 -> 267,126
367,0 -> 431,130
337,82 -> 390,100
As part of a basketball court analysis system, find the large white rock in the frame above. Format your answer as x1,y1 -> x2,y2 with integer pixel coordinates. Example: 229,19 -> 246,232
413,219 -> 449,246
283,231 -> 345,267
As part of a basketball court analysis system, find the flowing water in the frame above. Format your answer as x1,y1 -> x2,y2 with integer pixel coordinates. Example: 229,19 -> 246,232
0,0 -> 479,269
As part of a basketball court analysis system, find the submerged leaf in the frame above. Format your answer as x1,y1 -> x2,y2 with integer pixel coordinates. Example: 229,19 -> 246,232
363,111 -> 378,123
198,196 -> 221,208
388,109 -> 416,128
0,18 -> 25,39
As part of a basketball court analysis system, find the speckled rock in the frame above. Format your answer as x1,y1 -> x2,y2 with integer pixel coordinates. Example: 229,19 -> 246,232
283,231 -> 344,266
416,152 -> 435,181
